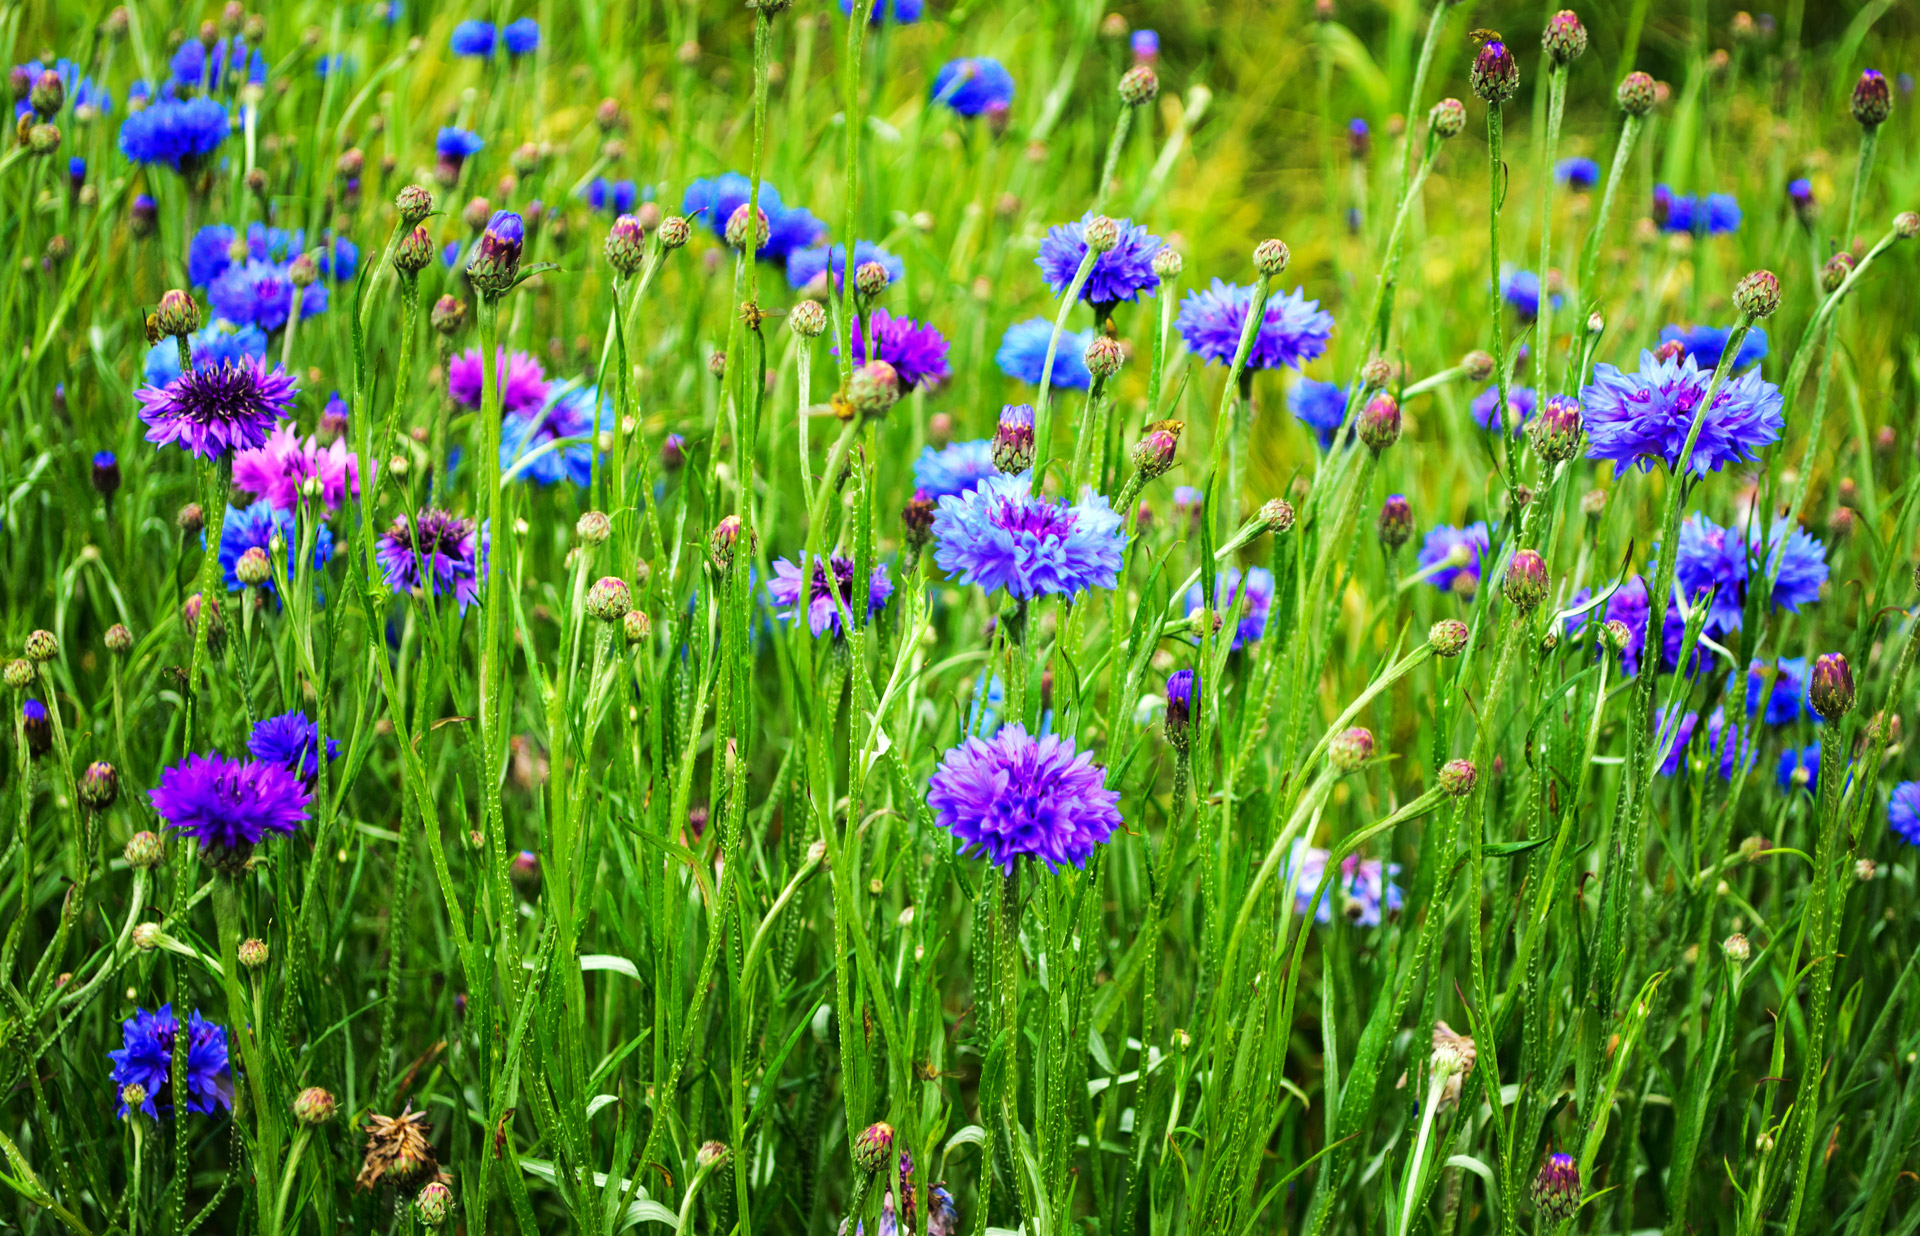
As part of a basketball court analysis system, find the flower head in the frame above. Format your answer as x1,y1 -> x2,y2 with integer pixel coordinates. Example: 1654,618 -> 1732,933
501,385 -> 612,487
138,354 -> 298,460
1417,522 -> 1491,597
770,553 -> 893,638
247,710 -> 340,785
232,422 -> 362,511
377,509 -> 489,613
1670,512 -> 1827,633
448,347 -> 550,413
927,724 -> 1120,872
586,177 -> 638,215
449,20 -> 496,57
1739,657 -> 1809,726
502,18 -> 540,56
1889,781 -> 1920,846
108,1005 -> 232,1119
681,172 -> 824,262
208,259 -> 330,332
1581,349 -> 1784,476
996,319 -> 1094,390
840,0 -> 924,21
1499,269 -> 1561,321
1778,744 -> 1820,795
788,240 -> 904,291
151,752 -> 311,860
1471,384 -> 1538,435
1285,837 -> 1403,926
931,57 -> 1015,116
1289,379 -> 1347,446
846,310 -> 951,389
1176,280 -> 1334,371
141,318 -> 269,387
1555,157 -> 1600,190
118,97 -> 228,170
1565,576 -> 1652,674
914,440 -> 1004,500
1185,567 -> 1275,650
932,475 -> 1125,600
217,501 -> 334,595
1653,186 -> 1742,235
1037,212 -> 1163,305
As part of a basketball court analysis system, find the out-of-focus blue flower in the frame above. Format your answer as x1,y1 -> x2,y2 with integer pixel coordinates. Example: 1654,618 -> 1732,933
1417,522 -> 1490,597
1655,705 -> 1699,777
450,20 -> 496,57
1657,324 -> 1768,372
1563,575 -> 1652,675
995,318 -> 1094,390
1654,185 -> 1741,234
315,54 -> 355,79
436,126 -> 485,162
1738,656 -> 1809,726
1289,378 -> 1346,446
927,724 -> 1120,872
118,96 -> 229,170
1184,566 -> 1275,650
787,240 -> 904,292
1555,157 -> 1599,190
319,235 -> 359,283
441,240 -> 462,268
1131,29 -> 1159,62
187,224 -> 238,287
1582,349 -> 1784,476
931,57 -> 1015,117
586,177 -> 638,214
1668,512 -> 1827,634
1889,781 -> 1920,846
913,440 -> 1002,500
210,260 -> 328,332
680,172 -> 825,262
1036,212 -> 1163,306
1470,384 -> 1537,435
248,709 -> 341,785
1499,268 -> 1561,321
932,475 -> 1125,600
501,384 -> 612,487
1176,280 -> 1334,371
502,18 -> 540,56
1704,707 -> 1755,781
1285,836 -> 1403,927
142,319 -> 270,386
839,0 -> 923,21
216,501 -> 334,596
1778,744 -> 1819,794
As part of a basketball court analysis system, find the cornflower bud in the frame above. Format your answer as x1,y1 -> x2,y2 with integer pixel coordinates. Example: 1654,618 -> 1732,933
577,511 -> 612,545
1118,65 -> 1159,106
238,937 -> 269,968
1261,497 -> 1296,533
394,226 -> 432,275
787,299 -> 827,339
854,260 -> 891,298
79,761 -> 119,810
1504,549 -> 1549,612
287,254 -> 318,288
709,515 -> 753,572
236,547 -> 271,586
902,491 -> 937,548
1329,727 -> 1375,771
24,629 -> 57,663
29,70 -> 64,117
1084,334 -> 1126,379
3,660 -> 31,691
125,831 -> 164,868
1083,216 -> 1120,253
1462,349 -> 1495,381
848,360 -> 901,417
1378,494 -> 1413,549
105,623 -> 133,656
1438,758 -> 1477,796
1734,269 -> 1781,317
1131,420 -> 1181,481
1529,395 -> 1584,464
1152,247 -> 1183,278
155,289 -> 200,338
1617,71 -> 1657,115
1808,652 -> 1854,720
1471,40 -> 1520,104
1163,669 -> 1196,753
1252,238 -> 1290,275
586,577 -> 632,623
467,210 -> 525,295
1429,97 -> 1466,137
623,609 -> 652,647
854,1122 -> 895,1173
606,214 -> 646,275
1895,211 -> 1920,240
1820,252 -> 1852,294
431,294 -> 467,335
724,205 -> 770,251
1852,68 -> 1892,129
1429,619 -> 1468,657
1722,933 -> 1750,963
396,183 -> 434,225
1541,11 -> 1587,65
1531,1154 -> 1580,1223
657,216 -> 692,249
1357,393 -> 1400,452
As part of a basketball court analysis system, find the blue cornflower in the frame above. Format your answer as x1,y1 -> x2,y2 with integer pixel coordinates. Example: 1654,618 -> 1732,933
1739,656 -> 1809,726
586,177 -> 638,214
450,20 -> 496,57
1564,575 -> 1652,675
931,57 -> 1015,117
1184,567 -> 1275,650
932,474 -> 1125,600
108,1005 -> 233,1120
995,318 -> 1094,390
1289,378 -> 1346,446
1581,349 -> 1784,476
927,724 -> 1120,872
1704,708 -> 1755,781
1132,29 -> 1159,61
141,318 -> 269,386
840,0 -> 923,21
680,172 -> 825,262
318,235 -> 359,283
1470,385 -> 1538,435
187,224 -> 238,287
1889,781 -> 1920,846
1654,185 -> 1741,234
845,310 -> 951,389
217,501 -> 334,595
1555,157 -> 1600,190
118,96 -> 229,170
1175,280 -> 1334,371
501,385 -> 611,487
1417,522 -> 1490,597
502,18 -> 540,56
1036,212 -> 1163,306
1778,744 -> 1819,794
247,709 -> 340,785
1658,324 -> 1768,372
210,260 -> 328,332
441,240 -> 462,268
436,126 -> 485,162
1499,268 -> 1561,321
1669,512 -> 1827,634
1655,705 -> 1699,777
786,240 -> 904,292
913,440 -> 1002,500
1285,836 -> 1403,927
768,553 -> 893,637
245,222 -> 307,263
152,752 -> 310,861
315,54 -> 355,79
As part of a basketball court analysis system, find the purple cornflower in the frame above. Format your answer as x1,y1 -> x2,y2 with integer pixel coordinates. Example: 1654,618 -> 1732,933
117,97 -> 229,170
1565,576 -> 1652,674
913,440 -> 1002,500
768,553 -> 894,637
1470,385 -> 1538,435
995,319 -> 1093,390
108,1005 -> 233,1120
586,177 -> 638,215
1499,269 -> 1560,321
1704,708 -> 1755,781
1417,522 -> 1490,598
1036,212 -> 1163,306
21,700 -> 50,758
247,709 -> 340,785
152,752 -> 311,858
378,509 -> 489,613
1581,349 -> 1784,476
931,475 -> 1125,600
787,240 -> 905,292
1889,781 -> 1920,846
840,0 -> 923,21
1778,744 -> 1820,794
931,57 -> 1015,117
501,386 -> 611,487
448,346 -> 550,413
137,354 -> 297,460
1286,837 -> 1403,927
926,724 -> 1121,872
502,18 -> 540,56
1289,378 -> 1346,446
681,173 -> 825,262
1739,657 -> 1809,726
1654,186 -> 1742,234
1670,512 -> 1827,633
449,20 -> 496,57
209,259 -> 330,332
845,310 -> 952,389
1175,280 -> 1334,371
1184,567 -> 1275,650
1555,157 -> 1600,190
232,422 -> 363,512
1657,324 -> 1768,372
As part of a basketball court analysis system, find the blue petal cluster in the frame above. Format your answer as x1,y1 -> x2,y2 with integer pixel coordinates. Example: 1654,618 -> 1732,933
1176,280 -> 1334,371
1036,213 -> 1163,306
217,501 -> 335,595
1581,349 -> 1784,476
1288,379 -> 1346,446
1890,781 -> 1920,846
995,319 -> 1094,390
913,440 -> 1002,501
927,724 -> 1121,872
141,318 -> 269,387
1470,385 -> 1538,435
248,709 -> 342,785
1654,185 -> 1741,234
681,172 -> 825,262
1658,324 -> 1768,372
1670,512 -> 1827,634
501,385 -> 613,487
1416,522 -> 1490,597
108,1005 -> 232,1119
840,0 -> 923,21
787,240 -> 905,292
1499,269 -> 1561,321
118,97 -> 229,170
931,57 -> 1016,116
931,475 -> 1125,600
1184,567 -> 1275,650
1555,157 -> 1599,189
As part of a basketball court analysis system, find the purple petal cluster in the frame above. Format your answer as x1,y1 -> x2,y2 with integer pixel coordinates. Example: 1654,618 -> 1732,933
248,709 -> 341,784
847,310 -> 951,389
1185,567 -> 1275,650
927,724 -> 1121,872
1470,385 -> 1538,435
931,475 -> 1125,600
768,553 -> 894,637
1036,213 -> 1163,306
931,58 -> 1015,117
1286,837 -> 1403,927
152,752 -> 311,853
1581,349 -> 1784,476
995,319 -> 1094,390
448,347 -> 551,413
108,1005 -> 233,1119
232,423 -> 362,511
1176,280 -> 1334,372
1416,522 -> 1490,597
137,354 -> 298,460
377,509 -> 489,613
1670,512 -> 1827,633
1564,576 -> 1652,674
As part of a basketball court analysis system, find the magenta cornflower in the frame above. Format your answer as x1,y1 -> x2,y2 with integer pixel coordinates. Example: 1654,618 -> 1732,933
232,422 -> 362,511
768,553 -> 894,637
137,354 -> 298,460
447,347 -> 551,414
926,724 -> 1121,872
151,752 -> 311,863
